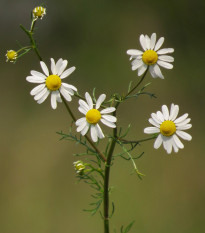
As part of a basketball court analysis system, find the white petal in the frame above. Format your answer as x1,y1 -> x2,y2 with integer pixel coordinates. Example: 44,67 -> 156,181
153,64 -> 164,79
172,140 -> 179,153
81,123 -> 89,136
157,111 -> 164,122
40,61 -> 49,76
158,55 -> 174,62
162,105 -> 169,120
132,59 -> 143,70
127,49 -> 143,56
157,48 -> 174,55
30,70 -> 47,79
144,127 -> 160,134
175,118 -> 191,127
51,91 -> 58,109
154,134 -> 163,149
145,35 -> 151,49
169,104 -> 179,121
34,87 -> 47,100
163,136 -> 173,154
174,113 -> 188,124
173,134 -> 184,149
50,58 -> 57,75
58,60 -> 68,76
102,115 -> 117,123
37,90 -> 50,104
148,118 -> 160,127
100,107 -> 116,114
138,64 -> 147,76
56,92 -> 62,102
100,118 -> 116,128
149,66 -> 158,78
91,125 -> 98,142
60,88 -> 72,102
96,94 -> 106,109
78,106 -> 87,115
139,34 -> 147,51
79,99 -> 90,112
177,124 -> 192,130
30,84 -> 45,95
95,124 -> 104,139
60,66 -> 76,79
60,85 -> 74,96
77,121 -> 87,132
85,92 -> 93,109
26,76 -> 45,83
76,117 -> 86,126
176,130 -> 192,141
154,37 -> 164,51
157,60 -> 173,69
150,33 -> 156,50
151,113 -> 162,124
62,83 -> 77,92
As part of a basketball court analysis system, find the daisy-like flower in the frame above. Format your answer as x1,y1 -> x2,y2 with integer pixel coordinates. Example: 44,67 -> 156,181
76,92 -> 117,142
73,160 -> 86,174
127,33 -> 174,79
144,104 -> 192,154
6,50 -> 17,62
26,58 -> 77,109
33,6 -> 46,19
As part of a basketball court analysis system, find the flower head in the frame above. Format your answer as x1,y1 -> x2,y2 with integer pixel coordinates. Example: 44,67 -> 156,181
6,50 -> 17,62
73,160 -> 86,174
76,92 -> 117,142
127,33 -> 174,79
144,104 -> 192,154
26,58 -> 77,109
33,6 -> 46,19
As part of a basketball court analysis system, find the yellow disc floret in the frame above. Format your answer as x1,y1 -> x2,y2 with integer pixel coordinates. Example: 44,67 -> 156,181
160,120 -> 176,137
86,109 -> 101,124
142,50 -> 158,65
33,6 -> 46,19
6,50 -> 17,62
46,75 -> 61,91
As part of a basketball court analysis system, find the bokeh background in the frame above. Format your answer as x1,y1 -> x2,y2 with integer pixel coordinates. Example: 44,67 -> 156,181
1,0 -> 205,232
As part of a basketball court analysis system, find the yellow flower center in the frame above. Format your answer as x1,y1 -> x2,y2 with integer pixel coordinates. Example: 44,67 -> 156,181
86,109 -> 101,124
46,75 -> 61,91
142,50 -> 158,65
7,50 -> 17,61
33,7 -> 46,18
160,120 -> 176,137
75,163 -> 85,171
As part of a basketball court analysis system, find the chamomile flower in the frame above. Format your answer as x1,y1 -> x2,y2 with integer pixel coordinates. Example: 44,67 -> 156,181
26,58 -> 77,109
144,104 -> 192,154
76,92 -> 117,142
6,50 -> 17,62
33,6 -> 46,19
73,160 -> 85,174
127,33 -> 174,79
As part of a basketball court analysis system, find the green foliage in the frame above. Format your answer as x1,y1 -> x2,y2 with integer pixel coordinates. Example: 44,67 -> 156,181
121,221 -> 135,233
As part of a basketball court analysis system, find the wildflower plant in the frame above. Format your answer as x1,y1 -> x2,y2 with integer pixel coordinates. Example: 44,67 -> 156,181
7,5 -> 192,233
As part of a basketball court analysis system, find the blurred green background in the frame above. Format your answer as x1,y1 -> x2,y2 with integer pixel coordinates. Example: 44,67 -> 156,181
1,0 -> 205,232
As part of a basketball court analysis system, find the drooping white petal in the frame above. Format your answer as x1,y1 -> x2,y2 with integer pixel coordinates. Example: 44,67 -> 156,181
154,134 -> 163,149
95,124 -> 104,139
169,104 -> 179,121
58,60 -> 68,76
138,64 -> 147,76
96,94 -> 106,109
127,49 -> 143,56
77,120 -> 87,132
85,92 -> 93,109
102,115 -> 117,123
91,125 -> 98,142
176,130 -> 192,141
132,59 -> 144,70
37,89 -> 50,104
158,55 -> 174,63
100,107 -> 116,114
150,33 -> 156,50
30,70 -> 47,79
34,87 -> 48,100
40,61 -> 49,76
60,85 -> 74,96
26,76 -> 45,83
173,134 -> 184,149
76,117 -> 86,126
51,91 -> 58,109
50,58 -> 57,75
172,140 -> 179,153
60,66 -> 76,79
157,48 -> 174,55
149,66 -> 158,78
144,127 -> 160,134
62,83 -> 77,92
153,64 -> 164,79
60,87 -> 72,102
100,118 -> 116,128
163,136 -> 173,154
30,84 -> 45,96
154,37 -> 164,51
174,113 -> 188,124
157,111 -> 164,122
81,123 -> 89,136
157,60 -> 173,69
162,105 -> 169,120
56,92 -> 62,102
139,34 -> 147,51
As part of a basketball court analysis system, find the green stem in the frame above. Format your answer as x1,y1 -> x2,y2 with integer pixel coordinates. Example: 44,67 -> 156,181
119,134 -> 158,144
61,96 -> 107,163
